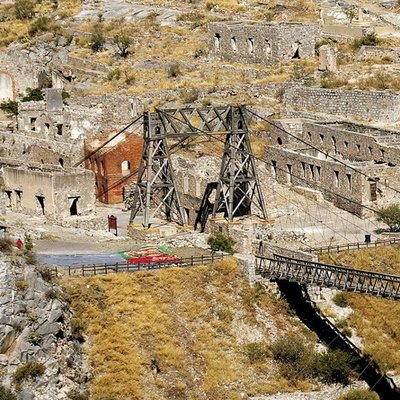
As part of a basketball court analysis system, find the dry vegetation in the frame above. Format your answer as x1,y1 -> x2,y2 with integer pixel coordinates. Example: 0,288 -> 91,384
62,259 -> 318,400
321,247 -> 400,373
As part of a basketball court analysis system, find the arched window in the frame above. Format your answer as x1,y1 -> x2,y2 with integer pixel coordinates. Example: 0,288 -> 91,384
247,38 -> 254,54
121,160 -> 131,176
215,33 -> 221,50
59,158 -> 64,168
231,37 -> 237,51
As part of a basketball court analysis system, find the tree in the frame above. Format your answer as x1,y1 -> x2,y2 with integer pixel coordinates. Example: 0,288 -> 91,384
0,100 -> 18,116
113,33 -> 131,57
207,231 -> 236,254
14,0 -> 35,20
90,27 -> 105,52
21,88 -> 43,102
376,204 -> 400,232
345,7 -> 357,24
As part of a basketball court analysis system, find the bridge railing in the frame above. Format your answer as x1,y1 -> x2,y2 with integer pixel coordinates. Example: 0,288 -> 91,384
255,253 -> 400,300
305,237 -> 400,255
60,253 -> 225,277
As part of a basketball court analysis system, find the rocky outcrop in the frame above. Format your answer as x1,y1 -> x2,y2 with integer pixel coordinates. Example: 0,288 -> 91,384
0,255 -> 88,399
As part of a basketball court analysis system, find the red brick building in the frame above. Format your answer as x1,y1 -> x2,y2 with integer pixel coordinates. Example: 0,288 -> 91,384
84,131 -> 143,204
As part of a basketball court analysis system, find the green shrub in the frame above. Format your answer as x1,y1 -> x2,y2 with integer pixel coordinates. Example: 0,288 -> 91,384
0,384 -> 17,400
179,88 -> 199,103
376,204 -> 400,232
21,88 -> 43,102
207,231 -> 236,254
13,361 -> 45,384
0,101 -> 18,116
90,27 -> 105,52
113,33 -> 131,57
243,341 -> 271,363
336,389 -> 379,400
15,280 -> 28,292
28,16 -> 51,37
332,292 -> 348,307
271,334 -> 316,380
315,350 -> 353,384
27,331 -> 42,345
167,62 -> 181,78
352,32 -> 379,50
14,0 -> 35,20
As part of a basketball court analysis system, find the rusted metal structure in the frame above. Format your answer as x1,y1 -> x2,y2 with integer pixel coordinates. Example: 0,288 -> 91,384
129,106 -> 267,227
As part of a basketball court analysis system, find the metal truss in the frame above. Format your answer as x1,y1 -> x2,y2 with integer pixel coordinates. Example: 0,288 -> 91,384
256,253 -> 400,300
212,106 -> 267,221
130,106 -> 267,228
129,111 -> 187,227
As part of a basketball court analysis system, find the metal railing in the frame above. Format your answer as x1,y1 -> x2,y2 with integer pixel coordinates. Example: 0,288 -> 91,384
255,253 -> 400,300
52,254 -> 225,277
305,237 -> 400,255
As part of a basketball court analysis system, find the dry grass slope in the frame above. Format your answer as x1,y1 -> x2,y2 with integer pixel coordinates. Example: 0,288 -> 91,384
62,259 -> 316,400
321,247 -> 400,373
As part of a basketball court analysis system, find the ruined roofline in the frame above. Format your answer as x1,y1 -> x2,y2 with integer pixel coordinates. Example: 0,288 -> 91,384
0,157 -> 88,174
308,121 -> 400,145
208,21 -> 319,28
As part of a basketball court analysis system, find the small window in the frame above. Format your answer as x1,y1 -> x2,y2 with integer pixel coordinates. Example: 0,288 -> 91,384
265,39 -> 271,56
30,117 -> 37,131
155,126 -> 161,135
271,160 -> 277,178
287,164 -> 292,184
346,174 -> 352,190
301,161 -> 306,177
121,160 -> 131,176
277,137 -> 283,145
344,141 -> 349,148
332,136 -> 337,152
69,197 -> 80,216
56,124 -> 63,136
356,144 -> 361,152
380,149 -> 385,158
309,164 -> 315,180
15,190 -> 22,206
44,122 -> 50,134
368,146 -> 373,155
5,190 -> 11,207
59,158 -> 64,168
215,33 -> 221,50
370,182 -> 377,201
100,160 -> 105,176
36,195 -> 45,215
247,38 -> 254,54
319,134 -> 324,143
292,41 -> 301,59
307,132 -> 312,142
334,170 -> 339,187
231,37 -> 237,51
316,166 -> 321,181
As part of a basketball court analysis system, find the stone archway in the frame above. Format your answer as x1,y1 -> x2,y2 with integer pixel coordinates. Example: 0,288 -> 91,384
0,72 -> 15,101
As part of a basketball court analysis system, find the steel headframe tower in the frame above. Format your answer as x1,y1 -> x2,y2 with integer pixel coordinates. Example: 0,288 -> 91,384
129,111 -> 187,227
212,106 -> 267,221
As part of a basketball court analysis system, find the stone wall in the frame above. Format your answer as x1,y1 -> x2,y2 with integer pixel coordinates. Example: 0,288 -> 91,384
302,121 -> 400,165
358,45 -> 400,63
283,86 -> 400,122
1,159 -> 95,220
265,144 -> 400,216
172,155 -> 220,225
208,22 -> 318,65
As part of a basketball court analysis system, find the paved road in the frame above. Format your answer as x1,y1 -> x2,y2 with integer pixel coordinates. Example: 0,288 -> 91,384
38,252 -> 123,267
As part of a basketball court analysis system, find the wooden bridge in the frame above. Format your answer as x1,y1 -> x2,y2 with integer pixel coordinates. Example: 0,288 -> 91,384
255,254 -> 400,300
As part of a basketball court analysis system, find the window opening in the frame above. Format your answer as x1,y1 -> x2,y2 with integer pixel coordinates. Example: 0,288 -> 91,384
36,195 -> 45,215
215,33 -> 221,50
231,37 -> 237,51
247,38 -> 254,54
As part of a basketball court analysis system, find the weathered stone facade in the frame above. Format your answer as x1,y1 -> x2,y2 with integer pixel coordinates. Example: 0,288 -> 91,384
358,45 -> 400,63
208,22 -> 318,65
264,120 -> 400,216
284,86 -> 400,122
0,158 -> 95,220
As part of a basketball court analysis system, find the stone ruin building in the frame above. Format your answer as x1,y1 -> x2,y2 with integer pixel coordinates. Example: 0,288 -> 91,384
208,22 -> 318,65
265,120 -> 400,217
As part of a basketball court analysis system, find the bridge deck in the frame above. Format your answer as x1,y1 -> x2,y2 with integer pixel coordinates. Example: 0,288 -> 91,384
255,254 -> 400,300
